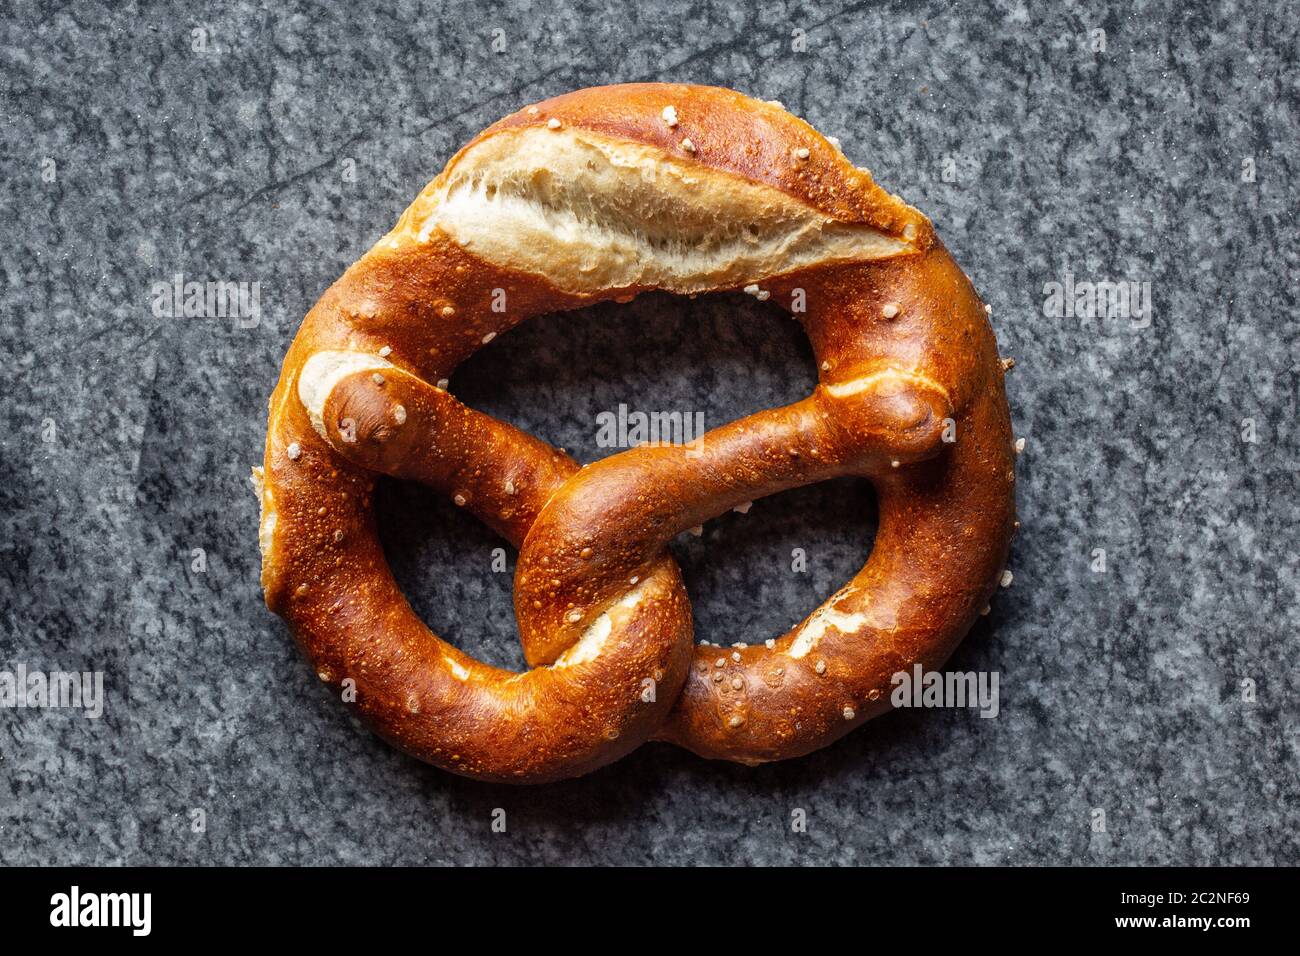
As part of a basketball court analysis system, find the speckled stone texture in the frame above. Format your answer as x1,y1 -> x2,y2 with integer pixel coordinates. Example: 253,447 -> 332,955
1,0 -> 1296,866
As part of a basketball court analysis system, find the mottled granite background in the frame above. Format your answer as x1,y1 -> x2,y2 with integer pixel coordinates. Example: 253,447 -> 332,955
1,0 -> 1296,865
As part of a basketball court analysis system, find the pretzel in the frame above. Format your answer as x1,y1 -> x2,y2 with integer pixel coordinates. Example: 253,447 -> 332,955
254,83 -> 1017,782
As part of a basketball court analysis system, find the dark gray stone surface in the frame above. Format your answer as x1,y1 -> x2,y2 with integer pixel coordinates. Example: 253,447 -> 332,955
1,0 -> 1296,865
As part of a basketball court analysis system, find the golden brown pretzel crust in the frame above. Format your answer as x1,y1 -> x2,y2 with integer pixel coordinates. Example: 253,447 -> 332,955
480,84 -> 923,234
255,83 -> 1017,782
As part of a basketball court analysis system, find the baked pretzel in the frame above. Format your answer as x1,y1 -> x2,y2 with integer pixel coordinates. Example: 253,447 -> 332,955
254,83 -> 1017,782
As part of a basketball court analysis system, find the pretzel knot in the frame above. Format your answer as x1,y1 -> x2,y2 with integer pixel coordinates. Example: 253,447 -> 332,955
254,84 -> 1018,783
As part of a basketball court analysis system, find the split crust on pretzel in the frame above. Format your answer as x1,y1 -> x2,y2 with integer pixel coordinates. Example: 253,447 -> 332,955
256,83 -> 1017,782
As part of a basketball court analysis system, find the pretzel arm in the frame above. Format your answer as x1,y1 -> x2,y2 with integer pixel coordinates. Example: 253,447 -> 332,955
513,369 -> 952,667
306,363 -> 577,546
